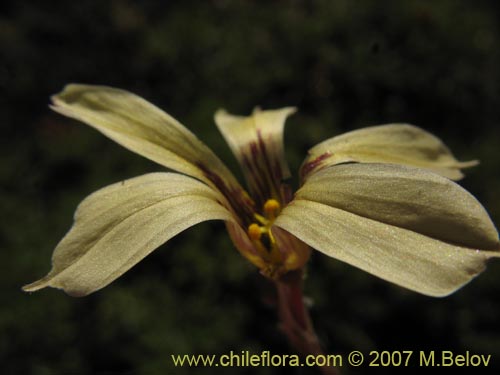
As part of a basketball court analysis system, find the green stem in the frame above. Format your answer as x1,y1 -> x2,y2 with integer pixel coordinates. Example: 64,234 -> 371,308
275,270 -> 340,375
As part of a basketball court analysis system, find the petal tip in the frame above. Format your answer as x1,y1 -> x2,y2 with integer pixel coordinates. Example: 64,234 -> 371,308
459,159 -> 480,168
21,277 -> 49,293
22,276 -> 90,297
214,108 -> 228,119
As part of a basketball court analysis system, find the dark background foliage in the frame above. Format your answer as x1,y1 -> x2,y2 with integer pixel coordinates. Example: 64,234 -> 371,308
1,1 -> 499,374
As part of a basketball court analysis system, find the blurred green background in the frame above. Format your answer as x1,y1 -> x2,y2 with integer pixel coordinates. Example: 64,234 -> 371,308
2,1 -> 500,374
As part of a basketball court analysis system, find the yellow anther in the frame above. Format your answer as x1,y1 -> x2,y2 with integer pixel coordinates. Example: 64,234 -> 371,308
248,223 -> 262,241
263,199 -> 280,219
247,199 -> 284,268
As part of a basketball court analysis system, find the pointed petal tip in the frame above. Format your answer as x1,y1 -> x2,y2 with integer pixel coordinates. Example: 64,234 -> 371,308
50,83 -> 106,108
48,102 -> 64,113
50,83 -> 81,102
486,247 -> 500,258
49,90 -> 64,108
214,108 -> 229,119
459,159 -> 480,168
49,84 -> 84,109
22,277 -> 49,293
22,279 -> 90,298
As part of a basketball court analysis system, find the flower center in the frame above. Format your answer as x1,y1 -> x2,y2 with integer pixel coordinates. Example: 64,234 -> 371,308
247,199 -> 283,265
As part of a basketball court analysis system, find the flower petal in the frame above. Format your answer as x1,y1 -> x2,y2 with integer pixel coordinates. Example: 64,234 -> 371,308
23,173 -> 233,296
296,163 -> 499,250
51,84 -> 242,196
275,200 -> 499,297
214,107 -> 296,205
300,124 -> 477,181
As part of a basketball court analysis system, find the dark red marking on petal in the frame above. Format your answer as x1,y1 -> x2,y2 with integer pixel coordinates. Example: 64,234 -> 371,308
195,162 -> 255,225
299,152 -> 332,182
224,130 -> 290,210
242,151 -> 267,203
241,138 -> 279,207
257,131 -> 274,174
250,142 -> 259,159
280,183 -> 293,205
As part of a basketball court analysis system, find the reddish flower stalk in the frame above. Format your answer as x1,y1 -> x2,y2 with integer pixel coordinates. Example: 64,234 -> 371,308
276,270 -> 340,375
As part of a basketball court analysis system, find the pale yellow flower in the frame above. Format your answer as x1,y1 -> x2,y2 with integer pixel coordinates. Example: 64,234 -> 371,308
24,84 -> 499,298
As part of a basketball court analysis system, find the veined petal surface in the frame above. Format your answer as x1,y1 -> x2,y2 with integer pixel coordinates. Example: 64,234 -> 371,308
51,84 -> 242,196
301,124 -> 477,181
275,200 -> 499,297
296,163 -> 499,249
23,173 -> 233,296
214,107 -> 295,205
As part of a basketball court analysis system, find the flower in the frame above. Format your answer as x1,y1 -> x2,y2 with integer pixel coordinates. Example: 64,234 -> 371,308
24,84 -> 499,298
